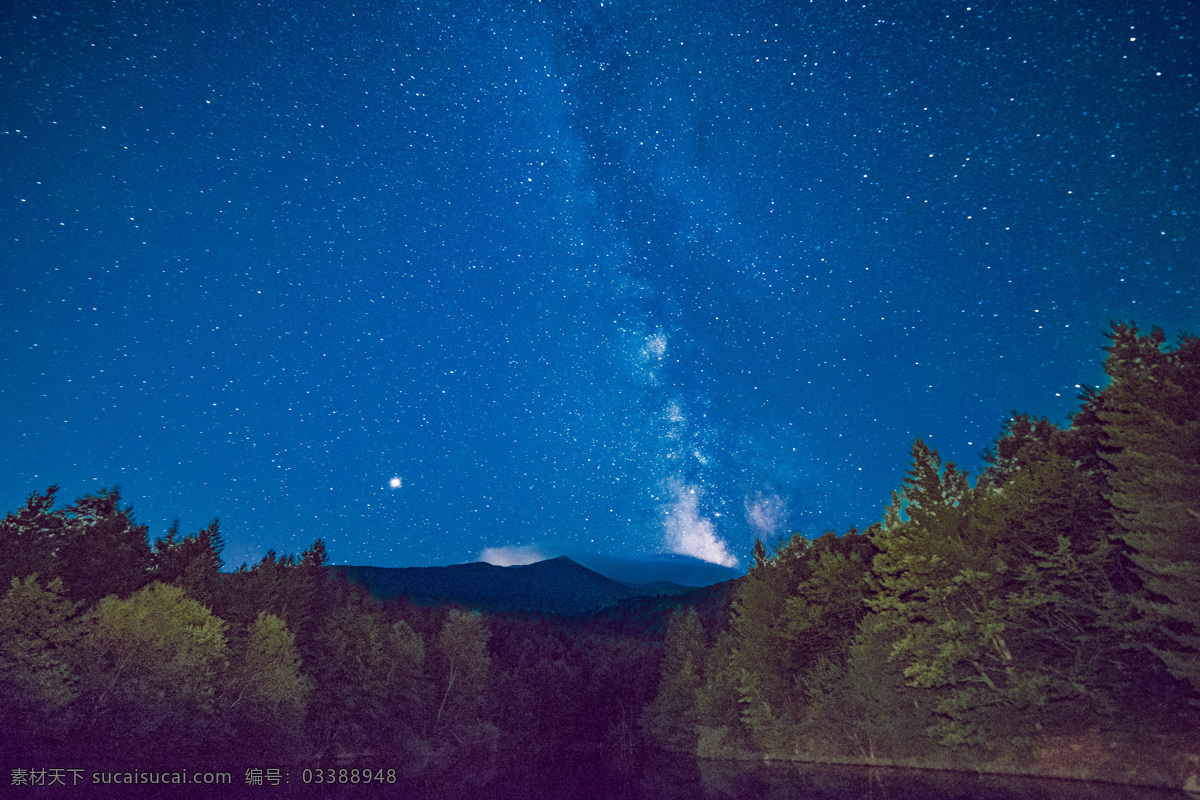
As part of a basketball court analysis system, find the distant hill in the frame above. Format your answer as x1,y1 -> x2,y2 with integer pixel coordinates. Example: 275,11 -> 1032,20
572,577 -> 742,639
328,556 -> 693,616
567,552 -> 743,587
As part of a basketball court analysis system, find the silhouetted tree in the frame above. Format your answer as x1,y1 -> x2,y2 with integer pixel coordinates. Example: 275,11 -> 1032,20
153,519 -> 224,606
57,489 -> 153,606
0,486 -> 64,590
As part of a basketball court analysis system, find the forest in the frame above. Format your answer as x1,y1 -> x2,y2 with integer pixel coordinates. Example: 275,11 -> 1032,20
2,322 -> 1198,791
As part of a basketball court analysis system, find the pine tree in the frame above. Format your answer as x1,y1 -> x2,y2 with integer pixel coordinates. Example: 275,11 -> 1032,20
1099,323 -> 1200,696
153,519 -> 224,606
639,607 -> 706,751
0,486 -> 64,589
308,598 -> 407,756
783,531 -> 872,676
869,438 -> 1030,749
724,534 -> 814,749
869,439 -> 978,640
693,629 -> 742,755
57,489 -> 153,606
828,615 -> 938,760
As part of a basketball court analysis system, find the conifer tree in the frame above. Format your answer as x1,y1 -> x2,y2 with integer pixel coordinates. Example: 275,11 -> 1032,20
870,440 -> 1005,747
783,532 -> 872,676
1099,323 -> 1200,696
693,629 -> 742,755
724,534 -> 815,749
639,607 -> 706,751
307,598 -> 411,756
58,489 -> 154,606
825,615 -> 937,760
0,487 -> 64,589
153,519 -> 224,606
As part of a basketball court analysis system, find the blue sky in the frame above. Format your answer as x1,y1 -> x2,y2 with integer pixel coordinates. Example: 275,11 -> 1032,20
2,0 -> 1195,569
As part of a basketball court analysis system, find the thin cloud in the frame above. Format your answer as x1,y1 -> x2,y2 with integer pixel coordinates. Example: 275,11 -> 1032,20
479,545 -> 546,567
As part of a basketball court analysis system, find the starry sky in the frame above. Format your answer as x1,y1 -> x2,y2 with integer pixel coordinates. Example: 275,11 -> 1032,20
2,0 -> 1196,571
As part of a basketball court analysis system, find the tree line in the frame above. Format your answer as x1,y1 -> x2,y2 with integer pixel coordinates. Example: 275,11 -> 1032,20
3,321 -> 1196,785
0,488 -> 661,788
641,322 -> 1200,779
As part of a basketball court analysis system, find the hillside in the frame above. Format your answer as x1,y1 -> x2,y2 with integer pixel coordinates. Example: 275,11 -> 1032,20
328,555 -> 694,616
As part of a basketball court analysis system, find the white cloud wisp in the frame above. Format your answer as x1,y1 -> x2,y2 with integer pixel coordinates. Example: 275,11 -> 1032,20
479,545 -> 546,567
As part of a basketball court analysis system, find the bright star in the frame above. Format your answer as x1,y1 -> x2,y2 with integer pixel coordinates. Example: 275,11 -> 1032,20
389,477 -> 402,489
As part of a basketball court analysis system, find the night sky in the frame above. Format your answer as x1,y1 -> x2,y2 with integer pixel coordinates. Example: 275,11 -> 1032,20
2,0 -> 1196,571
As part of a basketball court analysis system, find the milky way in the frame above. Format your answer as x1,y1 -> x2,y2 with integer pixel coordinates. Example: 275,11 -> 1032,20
1,0 -> 1195,569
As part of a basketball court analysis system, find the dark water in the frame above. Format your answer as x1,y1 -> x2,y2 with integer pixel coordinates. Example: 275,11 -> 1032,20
470,752 -> 1192,800
10,752 -> 1192,799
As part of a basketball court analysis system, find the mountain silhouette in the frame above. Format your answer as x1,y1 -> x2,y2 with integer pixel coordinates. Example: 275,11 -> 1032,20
573,577 -> 741,638
567,552 -> 743,587
328,556 -> 692,616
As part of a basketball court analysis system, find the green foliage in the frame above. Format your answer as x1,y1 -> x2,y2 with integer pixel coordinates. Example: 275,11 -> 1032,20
57,489 -> 154,606
785,535 -> 878,753
694,630 -> 741,735
724,534 -> 813,741
0,487 -> 155,607
431,609 -> 493,734
811,615 -> 937,760
640,608 -> 707,751
1100,323 -> 1200,695
81,582 -> 229,755
0,488 -> 64,590
300,537 -> 329,566
224,611 -> 311,757
427,608 -> 498,785
782,533 -> 872,675
490,632 -> 573,762
868,436 -> 1124,748
215,541 -> 329,645
487,618 -> 658,773
5,320 -> 1198,779
0,575 -> 83,745
692,530 -> 877,756
307,598 -> 428,757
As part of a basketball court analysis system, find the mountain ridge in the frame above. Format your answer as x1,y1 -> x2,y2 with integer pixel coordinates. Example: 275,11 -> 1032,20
327,556 -> 695,617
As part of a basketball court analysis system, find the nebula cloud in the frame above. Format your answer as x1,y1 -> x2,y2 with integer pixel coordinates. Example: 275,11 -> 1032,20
663,479 -> 738,567
479,545 -> 546,567
625,326 -> 669,386
643,330 -> 667,361
745,492 -> 788,540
